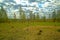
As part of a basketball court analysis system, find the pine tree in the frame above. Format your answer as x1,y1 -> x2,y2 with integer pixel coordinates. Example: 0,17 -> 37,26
19,5 -> 26,20
0,6 -> 8,22
42,15 -> 46,22
56,10 -> 60,22
52,10 -> 56,22
30,11 -> 33,20
35,13 -> 39,20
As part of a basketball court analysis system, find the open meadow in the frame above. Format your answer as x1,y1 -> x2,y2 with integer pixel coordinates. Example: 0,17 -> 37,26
0,22 -> 60,40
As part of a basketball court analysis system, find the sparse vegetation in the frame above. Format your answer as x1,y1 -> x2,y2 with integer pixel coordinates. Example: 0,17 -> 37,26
0,22 -> 60,40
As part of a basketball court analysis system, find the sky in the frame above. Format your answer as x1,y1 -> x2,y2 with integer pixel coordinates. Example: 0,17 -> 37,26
0,0 -> 60,18
0,0 -> 60,12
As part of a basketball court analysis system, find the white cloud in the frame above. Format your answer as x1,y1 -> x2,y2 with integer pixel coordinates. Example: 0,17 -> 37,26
5,2 -> 9,5
49,0 -> 56,3
43,2 -> 49,7
14,0 -> 29,5
3,6 -> 7,9
10,2 -> 16,5
14,9 -> 19,12
0,0 -> 4,3
14,0 -> 20,4
20,1 -> 29,5
31,2 -> 38,7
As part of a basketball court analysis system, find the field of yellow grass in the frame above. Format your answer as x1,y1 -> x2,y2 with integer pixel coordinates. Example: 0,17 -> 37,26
0,22 -> 60,40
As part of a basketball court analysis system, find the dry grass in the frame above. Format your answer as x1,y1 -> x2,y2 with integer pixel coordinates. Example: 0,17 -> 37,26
0,22 -> 60,40
23,26 -> 60,40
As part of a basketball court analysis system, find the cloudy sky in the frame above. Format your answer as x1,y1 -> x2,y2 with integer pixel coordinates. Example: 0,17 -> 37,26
0,0 -> 60,18
0,0 -> 60,12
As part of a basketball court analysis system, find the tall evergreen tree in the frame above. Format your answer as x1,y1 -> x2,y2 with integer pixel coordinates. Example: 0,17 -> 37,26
14,13 -> 16,19
52,10 -> 56,22
19,5 -> 26,20
56,10 -> 60,22
30,11 -> 33,20
0,6 -> 8,21
35,13 -> 39,20
42,15 -> 46,22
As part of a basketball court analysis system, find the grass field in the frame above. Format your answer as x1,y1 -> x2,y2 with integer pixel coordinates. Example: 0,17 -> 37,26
0,22 -> 60,40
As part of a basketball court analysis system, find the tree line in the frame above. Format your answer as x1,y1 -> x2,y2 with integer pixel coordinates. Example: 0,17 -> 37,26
0,6 -> 60,23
